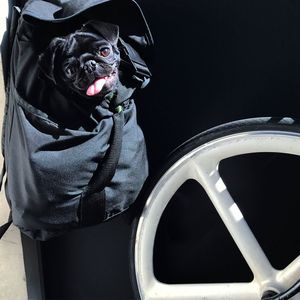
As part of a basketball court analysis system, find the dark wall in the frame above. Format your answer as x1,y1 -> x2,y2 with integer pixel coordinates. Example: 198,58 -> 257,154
138,0 -> 300,169
38,1 -> 300,299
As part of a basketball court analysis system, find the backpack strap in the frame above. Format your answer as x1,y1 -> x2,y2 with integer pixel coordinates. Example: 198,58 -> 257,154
0,162 -> 12,240
0,217 -> 12,240
79,107 -> 125,226
0,161 -> 6,188
1,5 -> 21,89
118,38 -> 151,89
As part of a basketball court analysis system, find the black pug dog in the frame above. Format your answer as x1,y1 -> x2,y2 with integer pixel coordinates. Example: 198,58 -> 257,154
38,20 -> 122,105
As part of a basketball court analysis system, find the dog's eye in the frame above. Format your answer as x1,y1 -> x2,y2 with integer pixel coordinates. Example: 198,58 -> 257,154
99,47 -> 111,57
65,65 -> 76,78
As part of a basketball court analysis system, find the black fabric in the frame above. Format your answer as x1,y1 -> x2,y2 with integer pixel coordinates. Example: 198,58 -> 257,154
21,0 -> 154,77
118,38 -> 151,89
0,162 -> 10,240
0,221 -> 12,240
0,211 -> 12,240
1,6 -> 21,88
79,190 -> 106,226
1,0 -> 151,240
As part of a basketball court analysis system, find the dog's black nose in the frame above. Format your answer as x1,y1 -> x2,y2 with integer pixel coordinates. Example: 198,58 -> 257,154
84,60 -> 97,73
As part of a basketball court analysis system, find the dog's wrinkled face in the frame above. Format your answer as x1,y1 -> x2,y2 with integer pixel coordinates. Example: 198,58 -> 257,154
39,21 -> 121,99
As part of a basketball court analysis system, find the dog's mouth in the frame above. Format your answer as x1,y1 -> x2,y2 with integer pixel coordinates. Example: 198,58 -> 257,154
86,76 -> 108,96
86,70 -> 117,97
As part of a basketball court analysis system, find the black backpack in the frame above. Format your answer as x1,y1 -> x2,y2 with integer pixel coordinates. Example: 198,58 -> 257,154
0,0 -> 153,240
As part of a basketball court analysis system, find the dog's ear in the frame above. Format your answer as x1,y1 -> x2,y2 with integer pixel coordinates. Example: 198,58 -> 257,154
38,37 -> 66,83
83,20 -> 119,45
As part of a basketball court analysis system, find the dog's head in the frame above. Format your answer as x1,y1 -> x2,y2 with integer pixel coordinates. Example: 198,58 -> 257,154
39,21 -> 121,99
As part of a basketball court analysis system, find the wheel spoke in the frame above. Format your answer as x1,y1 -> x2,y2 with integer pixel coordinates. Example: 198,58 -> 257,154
191,158 -> 275,284
276,256 -> 300,289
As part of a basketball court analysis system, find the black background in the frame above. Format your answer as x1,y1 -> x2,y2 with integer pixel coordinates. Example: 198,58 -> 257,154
35,0 -> 300,299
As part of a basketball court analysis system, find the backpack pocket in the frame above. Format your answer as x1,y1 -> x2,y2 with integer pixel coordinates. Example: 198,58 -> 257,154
5,84 -> 114,239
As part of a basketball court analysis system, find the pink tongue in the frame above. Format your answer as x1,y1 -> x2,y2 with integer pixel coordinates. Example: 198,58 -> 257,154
86,77 -> 107,96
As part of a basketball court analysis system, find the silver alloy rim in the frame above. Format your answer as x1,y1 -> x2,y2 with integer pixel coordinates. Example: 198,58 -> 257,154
134,130 -> 300,300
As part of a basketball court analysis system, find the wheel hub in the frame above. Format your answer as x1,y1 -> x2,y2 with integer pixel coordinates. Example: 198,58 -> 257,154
262,280 -> 300,300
